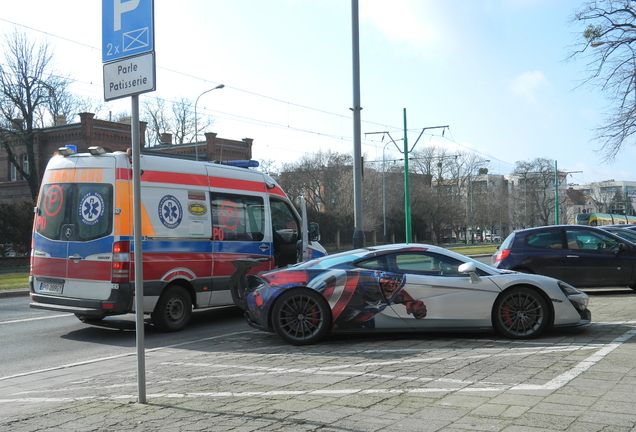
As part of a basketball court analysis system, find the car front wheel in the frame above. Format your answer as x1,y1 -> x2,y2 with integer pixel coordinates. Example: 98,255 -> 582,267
492,286 -> 550,339
271,289 -> 331,345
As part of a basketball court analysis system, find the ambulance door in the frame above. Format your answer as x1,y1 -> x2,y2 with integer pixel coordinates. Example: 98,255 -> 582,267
269,197 -> 301,267
209,192 -> 272,302
65,157 -> 116,298
32,156 -> 116,300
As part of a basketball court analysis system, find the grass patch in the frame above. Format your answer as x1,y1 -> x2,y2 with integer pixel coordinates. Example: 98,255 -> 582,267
326,244 -> 499,256
0,272 -> 29,290
448,245 -> 498,255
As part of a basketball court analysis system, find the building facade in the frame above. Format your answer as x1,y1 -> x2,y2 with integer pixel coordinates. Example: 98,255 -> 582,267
0,113 -> 252,202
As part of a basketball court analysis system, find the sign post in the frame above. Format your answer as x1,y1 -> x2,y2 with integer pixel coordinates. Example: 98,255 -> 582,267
102,0 -> 155,404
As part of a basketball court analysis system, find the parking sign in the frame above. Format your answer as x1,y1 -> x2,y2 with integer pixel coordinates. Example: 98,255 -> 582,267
102,0 -> 154,63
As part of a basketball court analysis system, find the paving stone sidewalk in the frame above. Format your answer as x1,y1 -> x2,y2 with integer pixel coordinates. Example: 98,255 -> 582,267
1,292 -> 635,431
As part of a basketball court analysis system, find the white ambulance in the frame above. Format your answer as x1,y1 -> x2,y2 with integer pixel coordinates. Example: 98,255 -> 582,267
29,147 -> 326,331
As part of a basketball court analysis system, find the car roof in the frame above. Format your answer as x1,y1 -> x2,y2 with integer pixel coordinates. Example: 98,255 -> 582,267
602,224 -> 636,229
512,225 -> 606,234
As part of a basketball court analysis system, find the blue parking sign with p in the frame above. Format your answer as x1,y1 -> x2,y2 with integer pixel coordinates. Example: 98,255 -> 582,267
102,0 -> 154,63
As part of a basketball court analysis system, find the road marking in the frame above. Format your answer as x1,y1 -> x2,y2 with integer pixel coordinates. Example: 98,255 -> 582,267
512,326 -> 636,391
0,331 -> 256,381
2,325 -> 635,403
0,313 -> 73,324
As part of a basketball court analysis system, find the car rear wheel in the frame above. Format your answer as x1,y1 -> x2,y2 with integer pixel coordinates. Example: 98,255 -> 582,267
151,285 -> 192,332
492,286 -> 550,339
271,289 -> 331,345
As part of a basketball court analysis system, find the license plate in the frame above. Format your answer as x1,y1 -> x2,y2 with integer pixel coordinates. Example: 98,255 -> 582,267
39,282 -> 63,294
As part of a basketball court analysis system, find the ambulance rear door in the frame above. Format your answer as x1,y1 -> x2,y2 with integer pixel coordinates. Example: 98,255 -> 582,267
33,154 -> 116,300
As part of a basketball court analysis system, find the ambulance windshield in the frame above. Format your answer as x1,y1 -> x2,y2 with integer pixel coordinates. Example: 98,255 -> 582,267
35,183 -> 113,241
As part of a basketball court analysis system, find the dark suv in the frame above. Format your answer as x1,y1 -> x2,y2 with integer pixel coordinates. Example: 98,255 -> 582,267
492,225 -> 636,289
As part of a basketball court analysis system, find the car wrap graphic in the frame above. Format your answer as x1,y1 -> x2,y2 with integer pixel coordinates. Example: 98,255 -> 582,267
248,269 -> 427,330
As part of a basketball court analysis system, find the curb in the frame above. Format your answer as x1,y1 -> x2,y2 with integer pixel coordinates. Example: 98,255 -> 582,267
0,289 -> 29,298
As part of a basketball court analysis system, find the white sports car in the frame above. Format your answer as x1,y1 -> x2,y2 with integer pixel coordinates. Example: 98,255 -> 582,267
230,244 -> 591,345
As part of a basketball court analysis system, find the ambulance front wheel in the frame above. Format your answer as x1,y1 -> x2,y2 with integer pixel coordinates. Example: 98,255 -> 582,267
151,285 -> 193,332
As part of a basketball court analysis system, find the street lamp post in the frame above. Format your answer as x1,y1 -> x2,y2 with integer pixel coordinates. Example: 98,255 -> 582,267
194,84 -> 224,161
381,140 -> 394,244
366,132 -> 402,244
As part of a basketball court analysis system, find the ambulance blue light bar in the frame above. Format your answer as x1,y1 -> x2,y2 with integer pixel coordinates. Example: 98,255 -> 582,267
216,160 -> 259,168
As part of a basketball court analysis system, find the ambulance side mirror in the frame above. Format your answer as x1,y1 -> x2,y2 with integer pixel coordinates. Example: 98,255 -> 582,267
309,222 -> 320,242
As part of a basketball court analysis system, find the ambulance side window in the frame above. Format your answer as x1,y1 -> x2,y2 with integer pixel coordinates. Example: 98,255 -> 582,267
210,193 -> 265,242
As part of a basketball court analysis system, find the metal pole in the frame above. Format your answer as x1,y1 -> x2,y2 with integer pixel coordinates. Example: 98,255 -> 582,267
554,160 -> 559,225
194,84 -> 224,161
403,108 -> 411,243
131,94 -> 146,404
382,141 -> 389,244
351,0 -> 365,248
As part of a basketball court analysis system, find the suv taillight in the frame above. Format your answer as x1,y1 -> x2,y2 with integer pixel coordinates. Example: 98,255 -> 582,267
493,249 -> 510,263
112,241 -> 130,283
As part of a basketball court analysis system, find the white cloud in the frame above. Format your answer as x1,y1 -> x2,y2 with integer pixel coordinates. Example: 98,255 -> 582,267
359,0 -> 448,59
508,71 -> 550,104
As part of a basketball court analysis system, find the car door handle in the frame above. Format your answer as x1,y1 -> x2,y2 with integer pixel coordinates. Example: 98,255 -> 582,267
68,253 -> 82,263
566,255 -> 579,258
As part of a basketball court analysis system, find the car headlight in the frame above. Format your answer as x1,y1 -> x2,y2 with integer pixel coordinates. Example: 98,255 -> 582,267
558,281 -> 582,296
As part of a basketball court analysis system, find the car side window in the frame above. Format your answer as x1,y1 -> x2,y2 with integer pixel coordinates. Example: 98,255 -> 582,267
359,252 -> 480,277
565,229 -> 621,251
525,230 -> 563,249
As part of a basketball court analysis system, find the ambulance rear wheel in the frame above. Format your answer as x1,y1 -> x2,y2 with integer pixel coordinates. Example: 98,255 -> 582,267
151,285 -> 192,332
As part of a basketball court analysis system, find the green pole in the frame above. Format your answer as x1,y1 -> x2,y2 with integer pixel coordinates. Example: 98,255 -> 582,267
554,160 -> 559,225
403,108 -> 411,243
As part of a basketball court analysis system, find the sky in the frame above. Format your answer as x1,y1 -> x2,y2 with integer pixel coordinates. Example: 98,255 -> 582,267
1,0 -> 632,185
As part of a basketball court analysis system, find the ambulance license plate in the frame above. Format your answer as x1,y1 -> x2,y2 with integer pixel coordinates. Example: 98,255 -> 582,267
39,282 -> 63,294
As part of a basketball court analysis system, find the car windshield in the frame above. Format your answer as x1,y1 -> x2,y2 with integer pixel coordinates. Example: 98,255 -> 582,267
294,250 -> 361,269
606,229 -> 636,243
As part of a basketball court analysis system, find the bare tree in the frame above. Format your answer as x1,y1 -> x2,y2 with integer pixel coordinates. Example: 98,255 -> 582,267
142,96 -> 214,146
588,180 -> 627,213
571,1 -> 636,160
278,150 -> 353,215
0,31 -> 77,200
513,158 -> 556,227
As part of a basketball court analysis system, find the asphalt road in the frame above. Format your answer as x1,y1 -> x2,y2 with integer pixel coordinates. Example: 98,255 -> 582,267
0,296 -> 247,378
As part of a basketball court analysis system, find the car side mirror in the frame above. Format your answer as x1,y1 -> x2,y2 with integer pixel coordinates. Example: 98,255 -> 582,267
309,222 -> 320,242
458,262 -> 481,283
617,242 -> 630,254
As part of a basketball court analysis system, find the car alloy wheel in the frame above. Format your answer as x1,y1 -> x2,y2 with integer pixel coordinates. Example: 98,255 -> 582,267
271,289 -> 331,345
493,286 -> 550,339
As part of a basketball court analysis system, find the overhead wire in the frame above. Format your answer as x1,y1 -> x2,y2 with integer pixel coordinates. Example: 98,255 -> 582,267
0,16 -> 503,166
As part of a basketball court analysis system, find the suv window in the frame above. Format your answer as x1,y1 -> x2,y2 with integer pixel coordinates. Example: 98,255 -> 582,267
525,230 -> 562,249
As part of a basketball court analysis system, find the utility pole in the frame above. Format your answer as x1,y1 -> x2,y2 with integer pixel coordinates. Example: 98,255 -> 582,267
403,109 -> 411,243
351,0 -> 364,248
